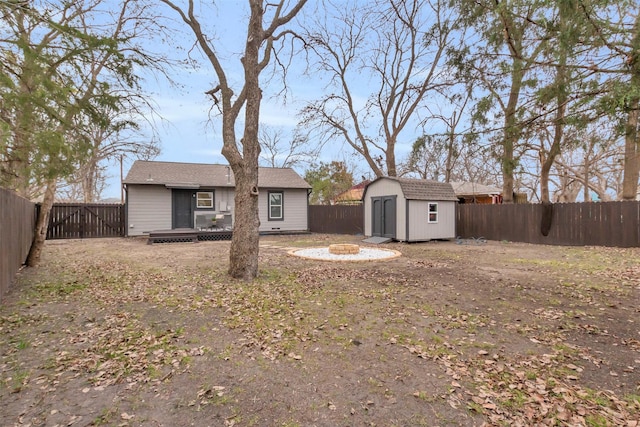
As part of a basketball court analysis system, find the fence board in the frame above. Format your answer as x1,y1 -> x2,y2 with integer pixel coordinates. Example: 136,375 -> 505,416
309,205 -> 364,234
0,188 -> 36,302
456,201 -> 640,247
44,203 -> 125,239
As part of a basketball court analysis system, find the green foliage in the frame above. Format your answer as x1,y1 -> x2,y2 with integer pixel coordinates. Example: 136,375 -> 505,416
0,1 -> 145,197
304,161 -> 354,205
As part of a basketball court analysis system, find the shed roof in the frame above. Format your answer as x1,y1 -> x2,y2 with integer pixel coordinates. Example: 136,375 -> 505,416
367,177 -> 458,201
123,160 -> 310,189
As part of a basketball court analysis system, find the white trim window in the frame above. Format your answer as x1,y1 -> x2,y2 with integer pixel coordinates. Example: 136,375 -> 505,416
428,202 -> 438,223
268,191 -> 284,220
196,191 -> 214,208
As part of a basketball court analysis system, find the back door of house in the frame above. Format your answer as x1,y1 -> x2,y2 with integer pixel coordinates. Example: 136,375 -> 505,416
172,189 -> 195,229
371,196 -> 396,238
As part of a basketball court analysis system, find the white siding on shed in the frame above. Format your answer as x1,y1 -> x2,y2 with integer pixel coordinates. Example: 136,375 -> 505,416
259,189 -> 308,232
406,200 -> 456,241
127,185 -> 172,236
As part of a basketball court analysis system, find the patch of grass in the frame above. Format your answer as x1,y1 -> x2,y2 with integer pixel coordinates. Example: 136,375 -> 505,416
500,389 -> 527,410
8,337 -> 29,351
471,341 -> 495,350
625,394 -> 640,407
585,414 -> 609,427
511,258 -> 572,269
420,304 -> 436,316
467,401 -> 483,414
92,406 -> 118,425
7,369 -> 29,393
33,278 -> 89,298
581,388 -> 612,408
413,390 -> 438,402
553,342 -> 580,358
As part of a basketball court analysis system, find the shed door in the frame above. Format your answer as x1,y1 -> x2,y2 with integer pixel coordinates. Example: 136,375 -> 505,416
172,189 -> 195,229
371,196 -> 396,238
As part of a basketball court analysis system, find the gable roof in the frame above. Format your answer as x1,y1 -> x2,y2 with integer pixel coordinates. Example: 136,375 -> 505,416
333,180 -> 371,203
123,160 -> 310,189
450,181 -> 501,197
366,177 -> 458,201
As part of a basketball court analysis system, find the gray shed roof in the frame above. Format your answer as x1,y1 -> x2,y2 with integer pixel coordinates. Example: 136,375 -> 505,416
367,177 -> 458,201
123,160 -> 310,189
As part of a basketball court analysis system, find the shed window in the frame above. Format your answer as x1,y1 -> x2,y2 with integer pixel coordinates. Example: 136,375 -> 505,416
428,203 -> 438,223
196,192 -> 214,208
268,191 -> 284,220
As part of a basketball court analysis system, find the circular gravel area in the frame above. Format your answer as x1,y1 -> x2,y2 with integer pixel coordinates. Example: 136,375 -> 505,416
288,246 -> 401,262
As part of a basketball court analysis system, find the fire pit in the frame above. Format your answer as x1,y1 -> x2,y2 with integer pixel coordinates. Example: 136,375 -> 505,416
288,245 -> 401,262
328,244 -> 360,255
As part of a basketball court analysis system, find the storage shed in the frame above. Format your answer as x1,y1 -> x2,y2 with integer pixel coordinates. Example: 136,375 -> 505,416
363,177 -> 457,242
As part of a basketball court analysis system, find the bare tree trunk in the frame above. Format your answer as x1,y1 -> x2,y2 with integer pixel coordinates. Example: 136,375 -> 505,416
444,111 -> 457,183
501,58 -> 524,204
621,96 -> 639,200
228,168 -> 260,279
82,160 -> 98,203
226,0 -> 263,280
621,16 -> 640,200
26,178 -> 56,267
540,64 -> 567,203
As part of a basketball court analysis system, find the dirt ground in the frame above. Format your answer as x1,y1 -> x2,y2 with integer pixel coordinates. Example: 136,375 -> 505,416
1,234 -> 639,427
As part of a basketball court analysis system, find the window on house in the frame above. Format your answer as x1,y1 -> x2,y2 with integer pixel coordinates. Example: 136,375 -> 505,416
196,192 -> 214,208
268,191 -> 283,220
428,202 -> 438,223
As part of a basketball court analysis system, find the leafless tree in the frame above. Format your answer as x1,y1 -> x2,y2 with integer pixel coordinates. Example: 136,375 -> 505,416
160,0 -> 307,280
58,123 -> 160,202
518,120 -> 624,202
258,125 -> 317,169
300,0 -> 457,178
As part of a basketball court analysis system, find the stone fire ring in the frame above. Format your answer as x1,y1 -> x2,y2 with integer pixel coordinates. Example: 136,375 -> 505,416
329,243 -> 360,255
288,245 -> 401,262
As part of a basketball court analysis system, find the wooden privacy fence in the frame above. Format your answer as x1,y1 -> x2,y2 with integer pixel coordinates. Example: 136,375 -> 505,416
1,188 -> 36,302
45,203 -> 125,239
309,205 -> 364,234
456,201 -> 640,247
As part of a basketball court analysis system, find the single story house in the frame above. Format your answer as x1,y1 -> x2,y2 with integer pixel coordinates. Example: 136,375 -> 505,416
123,160 -> 311,236
450,181 -> 503,204
363,176 -> 457,242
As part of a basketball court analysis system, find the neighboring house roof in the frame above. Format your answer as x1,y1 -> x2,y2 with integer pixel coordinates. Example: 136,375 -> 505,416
333,180 -> 370,203
366,176 -> 458,201
450,181 -> 502,197
123,160 -> 311,189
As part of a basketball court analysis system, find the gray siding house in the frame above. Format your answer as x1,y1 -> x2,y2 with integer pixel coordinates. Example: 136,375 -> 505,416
123,161 -> 311,236
363,177 -> 457,242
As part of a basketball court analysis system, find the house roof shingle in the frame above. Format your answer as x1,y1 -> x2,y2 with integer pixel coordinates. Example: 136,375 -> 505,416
449,181 -> 502,197
367,177 -> 458,201
123,160 -> 310,189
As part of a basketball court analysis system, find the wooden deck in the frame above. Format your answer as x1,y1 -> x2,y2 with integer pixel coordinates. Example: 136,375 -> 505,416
147,228 -> 233,244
